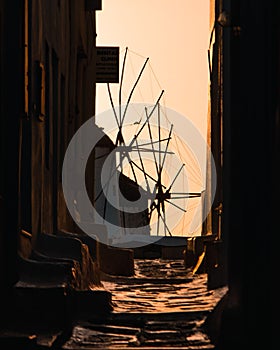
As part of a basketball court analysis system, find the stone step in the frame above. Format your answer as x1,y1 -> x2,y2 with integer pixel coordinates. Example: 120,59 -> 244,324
78,322 -> 141,335
11,284 -> 113,332
61,314 -> 215,350
71,289 -> 113,320
101,276 -> 193,285
11,284 -> 72,331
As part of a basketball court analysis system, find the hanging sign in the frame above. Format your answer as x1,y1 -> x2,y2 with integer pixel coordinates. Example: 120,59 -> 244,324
95,46 -> 119,83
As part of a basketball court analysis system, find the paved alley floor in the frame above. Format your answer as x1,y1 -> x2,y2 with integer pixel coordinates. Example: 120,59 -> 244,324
62,259 -> 227,349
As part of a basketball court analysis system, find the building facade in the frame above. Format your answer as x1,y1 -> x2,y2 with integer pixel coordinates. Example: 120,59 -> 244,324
207,0 -> 279,348
0,0 -> 102,320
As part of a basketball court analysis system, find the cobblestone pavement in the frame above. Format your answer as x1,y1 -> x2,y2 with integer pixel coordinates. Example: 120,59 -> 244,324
62,259 -> 227,349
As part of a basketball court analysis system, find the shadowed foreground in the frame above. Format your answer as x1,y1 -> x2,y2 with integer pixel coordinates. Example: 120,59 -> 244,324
62,259 -> 227,349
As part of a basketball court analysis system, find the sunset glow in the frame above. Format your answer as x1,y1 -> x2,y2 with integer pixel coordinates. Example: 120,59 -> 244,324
95,0 -> 210,236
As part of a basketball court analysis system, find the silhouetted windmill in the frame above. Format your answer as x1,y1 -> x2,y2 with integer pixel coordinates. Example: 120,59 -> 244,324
95,47 -> 202,237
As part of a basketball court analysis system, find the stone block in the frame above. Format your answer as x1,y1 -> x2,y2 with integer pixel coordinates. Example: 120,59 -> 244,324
71,289 -> 113,319
98,243 -> 134,276
12,284 -> 72,331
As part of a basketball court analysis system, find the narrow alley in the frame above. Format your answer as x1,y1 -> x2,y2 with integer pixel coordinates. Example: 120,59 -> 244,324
0,1 -> 277,349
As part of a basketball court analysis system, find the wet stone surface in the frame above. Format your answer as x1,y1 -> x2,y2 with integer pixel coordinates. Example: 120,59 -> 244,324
62,259 -> 227,349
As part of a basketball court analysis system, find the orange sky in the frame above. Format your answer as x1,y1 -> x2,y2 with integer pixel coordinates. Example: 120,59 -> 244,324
95,0 -> 210,235
96,0 -> 210,136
